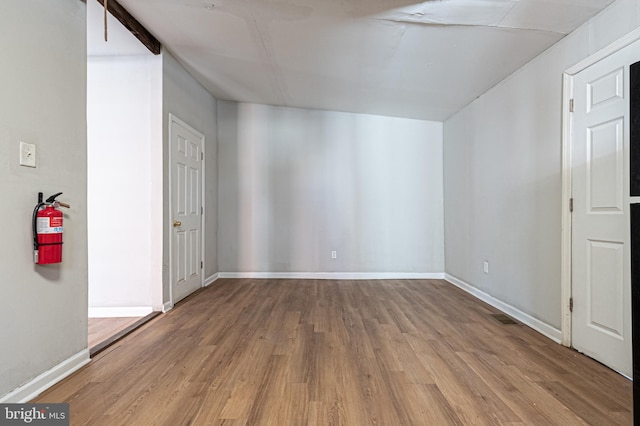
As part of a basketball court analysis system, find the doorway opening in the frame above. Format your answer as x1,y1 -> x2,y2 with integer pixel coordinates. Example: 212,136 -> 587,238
86,0 -> 163,353
561,30 -> 640,380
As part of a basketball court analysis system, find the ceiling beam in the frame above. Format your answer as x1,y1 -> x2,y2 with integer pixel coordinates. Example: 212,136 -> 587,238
96,0 -> 161,55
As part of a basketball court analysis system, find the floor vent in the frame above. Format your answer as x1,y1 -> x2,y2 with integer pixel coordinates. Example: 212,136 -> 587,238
491,313 -> 518,325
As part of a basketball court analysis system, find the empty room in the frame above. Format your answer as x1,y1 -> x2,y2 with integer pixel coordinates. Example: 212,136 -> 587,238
2,0 -> 640,424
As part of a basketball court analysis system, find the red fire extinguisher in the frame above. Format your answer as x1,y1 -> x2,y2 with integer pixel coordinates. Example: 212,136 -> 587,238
32,192 -> 69,264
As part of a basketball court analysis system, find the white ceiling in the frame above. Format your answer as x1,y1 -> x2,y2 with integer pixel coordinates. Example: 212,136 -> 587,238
98,0 -> 615,121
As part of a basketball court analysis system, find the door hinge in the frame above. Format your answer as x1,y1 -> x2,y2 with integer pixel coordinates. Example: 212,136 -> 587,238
201,152 -> 204,160
569,98 -> 574,112
201,261 -> 203,269
569,297 -> 574,312
201,206 -> 203,215
569,198 -> 573,213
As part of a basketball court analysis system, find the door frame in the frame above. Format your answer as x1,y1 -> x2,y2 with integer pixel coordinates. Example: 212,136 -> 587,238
560,27 -> 640,346
168,113 -> 206,307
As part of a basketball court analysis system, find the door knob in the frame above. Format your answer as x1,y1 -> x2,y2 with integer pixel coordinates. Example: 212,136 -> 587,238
173,220 -> 182,227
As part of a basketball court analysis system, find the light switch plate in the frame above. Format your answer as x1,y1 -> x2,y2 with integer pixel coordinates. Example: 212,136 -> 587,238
20,141 -> 36,168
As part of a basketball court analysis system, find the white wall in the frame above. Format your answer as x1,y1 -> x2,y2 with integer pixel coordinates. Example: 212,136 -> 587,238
218,102 -> 444,275
443,0 -> 640,330
162,51 -> 218,301
87,54 -> 163,315
0,0 -> 88,399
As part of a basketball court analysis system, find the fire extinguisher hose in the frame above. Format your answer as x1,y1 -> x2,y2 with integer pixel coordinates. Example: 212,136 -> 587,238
32,192 -> 44,252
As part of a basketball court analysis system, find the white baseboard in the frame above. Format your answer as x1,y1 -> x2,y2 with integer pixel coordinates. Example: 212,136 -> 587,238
204,273 -> 220,287
0,350 -> 90,403
444,274 -> 562,344
218,272 -> 445,280
162,301 -> 173,313
88,306 -> 153,318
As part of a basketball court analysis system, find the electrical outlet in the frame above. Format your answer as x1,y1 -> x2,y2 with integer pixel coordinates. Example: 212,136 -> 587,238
331,250 -> 337,259
483,261 -> 489,274
19,141 -> 36,168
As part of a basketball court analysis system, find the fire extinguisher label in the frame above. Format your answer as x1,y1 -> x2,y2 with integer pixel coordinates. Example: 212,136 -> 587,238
37,217 -> 63,234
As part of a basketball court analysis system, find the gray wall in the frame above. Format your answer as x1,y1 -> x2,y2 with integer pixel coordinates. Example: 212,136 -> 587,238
0,0 -> 87,398
218,102 -> 444,274
443,0 -> 640,329
162,51 -> 219,302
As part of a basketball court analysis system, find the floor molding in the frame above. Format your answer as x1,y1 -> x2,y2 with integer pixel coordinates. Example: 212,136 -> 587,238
88,306 -> 154,318
0,350 -> 90,403
218,272 -> 445,280
204,273 -> 220,287
444,273 -> 562,344
162,301 -> 173,313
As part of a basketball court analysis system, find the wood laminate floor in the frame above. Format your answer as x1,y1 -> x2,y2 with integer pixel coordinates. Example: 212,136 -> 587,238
87,313 -> 161,357
35,279 -> 632,425
88,317 -> 143,349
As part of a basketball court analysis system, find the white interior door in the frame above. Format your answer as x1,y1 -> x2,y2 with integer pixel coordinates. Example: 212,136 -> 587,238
571,41 -> 640,377
170,114 -> 204,304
